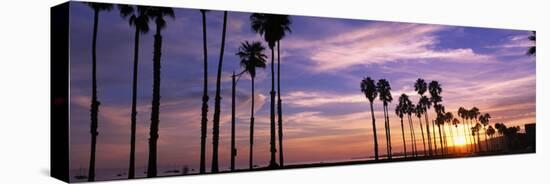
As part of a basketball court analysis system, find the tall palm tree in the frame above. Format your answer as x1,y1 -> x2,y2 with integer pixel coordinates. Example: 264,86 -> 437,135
414,104 -> 427,156
479,113 -> 491,152
360,77 -> 379,160
236,41 -> 268,170
470,107 -> 481,152
118,5 -> 150,179
211,11 -> 228,173
452,118 -> 460,153
198,9 -> 209,174
250,13 -> 291,167
85,2 -> 112,181
495,123 -> 507,151
527,31 -> 536,56
472,123 -> 482,152
395,94 -> 408,158
429,81 -> 443,155
444,112 -> 454,153
377,79 -> 393,159
434,105 -> 445,155
407,103 -> 418,157
415,78 -> 432,156
146,6 -> 174,178
486,125 -> 496,152
458,107 -> 471,152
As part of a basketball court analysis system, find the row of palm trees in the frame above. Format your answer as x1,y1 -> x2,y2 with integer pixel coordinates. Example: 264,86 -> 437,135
83,2 -> 292,181
361,77 -> 517,160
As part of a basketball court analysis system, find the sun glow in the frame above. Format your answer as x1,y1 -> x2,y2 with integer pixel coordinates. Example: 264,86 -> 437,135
453,136 -> 467,146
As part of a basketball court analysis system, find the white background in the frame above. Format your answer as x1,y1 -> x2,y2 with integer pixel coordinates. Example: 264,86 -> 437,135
0,0 -> 547,183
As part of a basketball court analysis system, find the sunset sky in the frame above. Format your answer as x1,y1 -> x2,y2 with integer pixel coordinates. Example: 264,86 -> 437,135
68,2 -> 535,178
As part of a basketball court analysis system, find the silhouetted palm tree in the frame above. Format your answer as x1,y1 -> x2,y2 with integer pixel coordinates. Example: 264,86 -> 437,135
360,77 -> 379,160
495,123 -> 507,150
85,2 -> 112,181
527,31 -> 536,56
444,112 -> 454,153
472,123 -> 482,151
395,94 -> 408,158
250,13 -> 291,167
479,113 -> 491,152
457,107 -> 471,152
415,78 -> 432,156
414,104 -> 427,156
212,11 -> 228,173
434,105 -> 445,155
236,41 -> 267,170
147,6 -> 174,178
452,118 -> 460,153
486,125 -> 496,152
118,4 -> 150,179
429,81 -> 443,155
470,107 -> 481,152
198,9 -> 209,174
406,103 -> 418,157
377,79 -> 393,159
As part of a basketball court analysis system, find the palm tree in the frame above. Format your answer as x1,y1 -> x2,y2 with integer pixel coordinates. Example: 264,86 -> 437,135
452,118 -> 460,153
85,2 -> 112,181
458,107 -> 471,152
434,105 -> 445,155
527,31 -> 536,56
395,94 -> 408,158
495,123 -> 507,151
236,41 -> 268,170
415,78 -> 432,156
479,113 -> 491,152
377,79 -> 393,159
406,104 -> 418,157
472,123 -> 482,152
414,104 -> 427,156
146,6 -> 174,178
470,107 -> 481,152
429,81 -> 443,155
360,77 -> 379,160
118,5 -> 150,179
444,112 -> 454,153
198,9 -> 209,174
211,11 -> 228,173
250,13 -> 291,168
486,125 -> 496,152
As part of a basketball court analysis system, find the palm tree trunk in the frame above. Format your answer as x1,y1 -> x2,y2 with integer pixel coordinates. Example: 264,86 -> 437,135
147,23 -> 163,178
448,125 -> 455,154
199,10 -> 209,174
461,118 -> 469,152
268,43 -> 278,168
249,76 -> 255,170
385,105 -> 392,159
230,72 -> 236,171
418,116 -> 427,156
408,115 -> 417,157
437,124 -> 443,155
211,11 -> 228,173
454,127 -> 459,153
128,26 -> 140,179
424,112 -> 432,156
88,10 -> 100,182
370,102 -> 379,160
432,120 -> 438,155
276,41 -> 284,167
400,117 -> 407,158
484,127 -> 489,152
